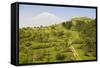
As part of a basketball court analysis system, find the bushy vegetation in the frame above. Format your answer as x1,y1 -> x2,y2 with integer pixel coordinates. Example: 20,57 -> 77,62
19,17 -> 96,64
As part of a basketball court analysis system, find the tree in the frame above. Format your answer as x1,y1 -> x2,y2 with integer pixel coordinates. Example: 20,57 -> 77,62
62,21 -> 72,29
55,53 -> 66,60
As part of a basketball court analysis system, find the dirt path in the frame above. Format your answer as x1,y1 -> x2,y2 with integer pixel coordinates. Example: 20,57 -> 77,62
69,46 -> 81,60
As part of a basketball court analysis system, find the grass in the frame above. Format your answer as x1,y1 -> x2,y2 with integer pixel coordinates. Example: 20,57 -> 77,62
72,44 -> 96,60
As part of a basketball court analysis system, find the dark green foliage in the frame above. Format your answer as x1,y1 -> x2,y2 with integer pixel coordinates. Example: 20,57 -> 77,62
62,21 -> 72,29
55,53 -> 66,60
19,17 -> 96,64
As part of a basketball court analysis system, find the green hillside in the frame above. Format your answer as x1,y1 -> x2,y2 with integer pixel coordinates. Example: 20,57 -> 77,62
19,17 -> 96,64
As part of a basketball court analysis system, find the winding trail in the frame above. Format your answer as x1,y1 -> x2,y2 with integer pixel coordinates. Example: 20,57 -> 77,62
69,46 -> 81,60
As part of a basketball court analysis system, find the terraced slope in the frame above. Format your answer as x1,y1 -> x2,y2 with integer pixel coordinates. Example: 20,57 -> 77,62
19,17 -> 96,64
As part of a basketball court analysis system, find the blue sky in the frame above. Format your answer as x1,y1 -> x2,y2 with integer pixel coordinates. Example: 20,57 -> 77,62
19,4 -> 96,28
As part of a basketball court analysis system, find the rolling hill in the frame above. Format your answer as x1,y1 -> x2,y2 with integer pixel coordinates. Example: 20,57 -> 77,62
19,17 -> 96,64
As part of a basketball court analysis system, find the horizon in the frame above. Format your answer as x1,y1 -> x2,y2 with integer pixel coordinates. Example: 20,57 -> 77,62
19,4 -> 96,28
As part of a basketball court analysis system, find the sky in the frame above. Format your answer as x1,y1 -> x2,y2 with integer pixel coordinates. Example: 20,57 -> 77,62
19,4 -> 96,28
